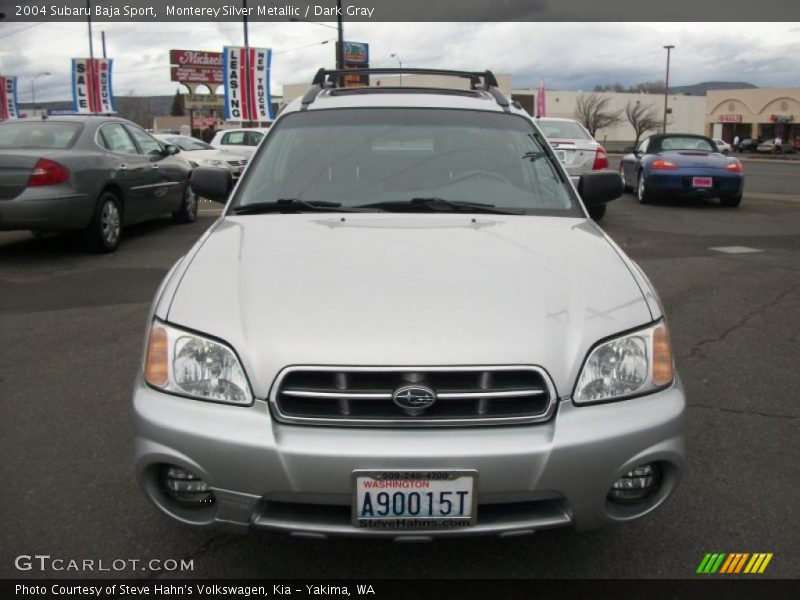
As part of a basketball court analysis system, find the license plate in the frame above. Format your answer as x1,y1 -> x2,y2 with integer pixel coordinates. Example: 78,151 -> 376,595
353,470 -> 477,529
692,176 -> 713,188
555,149 -> 567,164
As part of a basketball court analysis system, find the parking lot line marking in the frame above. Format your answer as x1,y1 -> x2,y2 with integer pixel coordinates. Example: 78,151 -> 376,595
709,246 -> 763,254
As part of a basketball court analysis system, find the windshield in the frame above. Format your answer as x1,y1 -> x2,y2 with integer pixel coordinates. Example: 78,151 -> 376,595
660,137 -> 715,152
233,109 -> 579,216
160,135 -> 213,151
537,120 -> 592,141
0,122 -> 82,149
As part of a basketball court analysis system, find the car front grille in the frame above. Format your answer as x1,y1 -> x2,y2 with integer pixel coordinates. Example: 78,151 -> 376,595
226,159 -> 248,167
269,366 -> 556,427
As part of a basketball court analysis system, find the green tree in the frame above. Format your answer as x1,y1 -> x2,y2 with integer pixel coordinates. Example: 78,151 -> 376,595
170,89 -> 185,117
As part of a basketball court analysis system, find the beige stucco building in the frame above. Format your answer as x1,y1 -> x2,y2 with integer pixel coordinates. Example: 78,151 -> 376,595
279,76 -> 800,147
706,88 -> 799,143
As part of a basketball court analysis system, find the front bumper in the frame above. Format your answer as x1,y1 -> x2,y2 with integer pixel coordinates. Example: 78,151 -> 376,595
133,378 -> 686,539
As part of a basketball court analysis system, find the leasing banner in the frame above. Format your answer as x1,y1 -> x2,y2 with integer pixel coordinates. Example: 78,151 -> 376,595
0,76 -> 20,120
72,58 -> 116,114
223,46 -> 272,122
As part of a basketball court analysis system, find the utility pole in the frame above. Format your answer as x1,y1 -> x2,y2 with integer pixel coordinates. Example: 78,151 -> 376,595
662,45 -> 674,134
101,31 -> 107,58
336,0 -> 344,72
243,0 -> 251,126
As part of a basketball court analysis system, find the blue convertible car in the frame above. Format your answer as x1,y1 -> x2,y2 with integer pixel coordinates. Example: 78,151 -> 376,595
620,134 -> 744,207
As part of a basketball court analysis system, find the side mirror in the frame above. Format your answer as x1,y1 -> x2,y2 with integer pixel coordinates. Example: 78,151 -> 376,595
163,144 -> 180,156
190,167 -> 232,204
622,146 -> 635,154
578,170 -> 623,207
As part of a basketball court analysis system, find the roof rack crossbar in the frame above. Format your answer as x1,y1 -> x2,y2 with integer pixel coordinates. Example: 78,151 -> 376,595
306,68 -> 510,110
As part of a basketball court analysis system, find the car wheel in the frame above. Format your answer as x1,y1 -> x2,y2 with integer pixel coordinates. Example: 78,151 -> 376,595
173,184 -> 199,224
721,194 -> 742,208
83,191 -> 122,253
587,204 -> 606,221
637,171 -> 652,204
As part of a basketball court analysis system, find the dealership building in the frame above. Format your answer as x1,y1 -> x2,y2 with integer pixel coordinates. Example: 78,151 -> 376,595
706,88 -> 799,143
281,75 -> 706,144
281,77 -> 799,146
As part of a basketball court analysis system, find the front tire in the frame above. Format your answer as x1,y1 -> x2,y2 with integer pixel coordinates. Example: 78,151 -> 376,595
721,194 -> 742,208
172,184 -> 198,224
83,191 -> 122,253
637,171 -> 652,204
587,204 -> 607,221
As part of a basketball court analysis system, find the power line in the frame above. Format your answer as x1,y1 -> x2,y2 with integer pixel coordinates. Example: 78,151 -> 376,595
2,21 -> 50,39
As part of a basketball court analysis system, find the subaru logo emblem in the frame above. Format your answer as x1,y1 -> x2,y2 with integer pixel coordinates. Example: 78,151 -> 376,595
392,385 -> 437,416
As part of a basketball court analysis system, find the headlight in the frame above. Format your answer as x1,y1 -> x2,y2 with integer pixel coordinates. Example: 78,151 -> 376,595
573,321 -> 674,405
144,320 -> 252,405
201,159 -> 226,167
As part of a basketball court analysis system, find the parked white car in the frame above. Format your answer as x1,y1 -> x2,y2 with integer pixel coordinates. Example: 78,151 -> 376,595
535,117 -> 611,220
713,139 -> 732,154
154,135 -> 249,179
209,127 -> 270,158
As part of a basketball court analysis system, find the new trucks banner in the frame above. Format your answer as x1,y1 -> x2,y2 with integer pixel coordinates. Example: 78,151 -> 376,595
223,47 -> 273,122
0,76 -> 20,120
71,58 -> 117,114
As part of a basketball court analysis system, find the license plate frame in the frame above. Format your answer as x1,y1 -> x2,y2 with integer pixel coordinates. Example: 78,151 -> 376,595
692,176 -> 713,188
555,149 -> 567,164
352,470 -> 478,529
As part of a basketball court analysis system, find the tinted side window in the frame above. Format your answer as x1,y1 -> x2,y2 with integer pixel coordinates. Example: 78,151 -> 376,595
246,131 -> 264,146
126,126 -> 163,156
222,131 -> 245,145
100,124 -> 138,154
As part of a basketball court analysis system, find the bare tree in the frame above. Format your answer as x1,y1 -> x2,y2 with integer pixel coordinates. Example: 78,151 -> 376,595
624,100 -> 661,147
573,93 -> 623,137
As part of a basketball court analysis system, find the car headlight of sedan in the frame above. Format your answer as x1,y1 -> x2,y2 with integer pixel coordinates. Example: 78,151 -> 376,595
143,320 -> 252,405
200,159 -> 226,167
573,321 -> 674,405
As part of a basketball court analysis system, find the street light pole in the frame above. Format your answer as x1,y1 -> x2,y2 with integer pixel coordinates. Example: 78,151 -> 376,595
391,53 -> 402,86
662,45 -> 674,134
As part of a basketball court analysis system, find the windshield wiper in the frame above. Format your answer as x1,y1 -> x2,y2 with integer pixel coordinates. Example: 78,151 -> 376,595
354,197 -> 523,215
231,199 -> 369,215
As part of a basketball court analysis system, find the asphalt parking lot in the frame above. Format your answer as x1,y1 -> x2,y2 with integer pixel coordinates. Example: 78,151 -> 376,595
1,160 -> 798,579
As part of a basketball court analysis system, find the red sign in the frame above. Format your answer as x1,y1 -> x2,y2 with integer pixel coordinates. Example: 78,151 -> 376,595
170,50 -> 222,67
192,116 -> 220,129
718,114 -> 742,123
170,67 -> 223,84
170,50 -> 223,85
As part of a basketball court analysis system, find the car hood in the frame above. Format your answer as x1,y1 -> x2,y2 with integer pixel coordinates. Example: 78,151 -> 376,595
182,149 -> 246,162
166,214 -> 653,397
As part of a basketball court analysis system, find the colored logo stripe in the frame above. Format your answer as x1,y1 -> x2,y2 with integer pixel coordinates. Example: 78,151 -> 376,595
697,553 -> 773,574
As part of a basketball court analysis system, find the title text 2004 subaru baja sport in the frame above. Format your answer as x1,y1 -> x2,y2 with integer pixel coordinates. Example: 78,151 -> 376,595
133,69 -> 685,539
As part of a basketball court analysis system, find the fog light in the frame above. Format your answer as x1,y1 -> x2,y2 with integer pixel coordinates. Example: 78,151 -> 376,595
608,463 -> 660,503
161,465 -> 214,505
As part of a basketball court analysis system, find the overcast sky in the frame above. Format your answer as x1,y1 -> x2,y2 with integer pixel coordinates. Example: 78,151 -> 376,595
1,21 -> 799,102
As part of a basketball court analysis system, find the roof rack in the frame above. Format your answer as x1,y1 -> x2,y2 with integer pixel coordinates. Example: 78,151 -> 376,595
300,68 -> 510,111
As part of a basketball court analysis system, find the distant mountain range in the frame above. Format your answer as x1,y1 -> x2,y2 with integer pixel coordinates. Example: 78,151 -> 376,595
669,82 -> 758,96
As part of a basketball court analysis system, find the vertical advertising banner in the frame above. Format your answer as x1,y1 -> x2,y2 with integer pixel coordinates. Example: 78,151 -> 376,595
223,46 -> 273,122
343,41 -> 369,87
72,58 -> 116,114
0,76 -> 20,120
